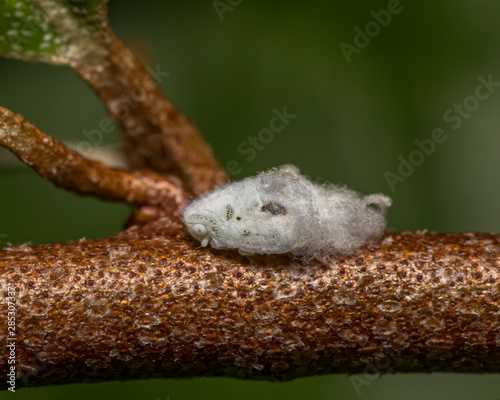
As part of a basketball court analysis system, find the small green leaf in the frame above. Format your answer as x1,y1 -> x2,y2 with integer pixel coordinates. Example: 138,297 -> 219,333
0,0 -> 108,64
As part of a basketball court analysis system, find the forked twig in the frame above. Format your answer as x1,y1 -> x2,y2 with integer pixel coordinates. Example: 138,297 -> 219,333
70,26 -> 229,195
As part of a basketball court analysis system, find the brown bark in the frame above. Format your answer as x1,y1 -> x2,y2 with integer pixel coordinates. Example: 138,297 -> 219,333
14,1 -> 228,194
0,106 -> 185,209
69,26 -> 229,195
1,228 -> 499,389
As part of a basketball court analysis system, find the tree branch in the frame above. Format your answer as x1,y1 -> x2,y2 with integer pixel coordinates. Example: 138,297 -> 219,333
69,26 -> 229,195
1,228 -> 498,389
1,0 -> 228,194
0,106 -> 185,208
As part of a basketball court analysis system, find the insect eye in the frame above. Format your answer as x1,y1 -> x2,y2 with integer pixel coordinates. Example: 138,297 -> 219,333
190,224 -> 207,237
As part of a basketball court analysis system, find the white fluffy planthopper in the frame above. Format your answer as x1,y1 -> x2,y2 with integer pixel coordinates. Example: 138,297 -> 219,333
182,165 -> 391,258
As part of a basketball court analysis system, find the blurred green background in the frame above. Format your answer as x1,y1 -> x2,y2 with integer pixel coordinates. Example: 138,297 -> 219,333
1,0 -> 499,399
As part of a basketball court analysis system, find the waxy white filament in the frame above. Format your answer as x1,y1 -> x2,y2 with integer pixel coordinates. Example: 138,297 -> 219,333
182,165 -> 391,258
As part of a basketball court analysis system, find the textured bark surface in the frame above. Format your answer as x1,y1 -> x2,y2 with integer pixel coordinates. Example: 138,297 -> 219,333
70,26 -> 229,195
0,106 -> 185,208
1,228 -> 499,389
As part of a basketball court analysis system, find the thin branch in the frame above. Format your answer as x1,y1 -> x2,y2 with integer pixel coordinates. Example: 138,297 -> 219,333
69,26 -> 229,195
1,228 -> 499,389
0,106 -> 185,208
